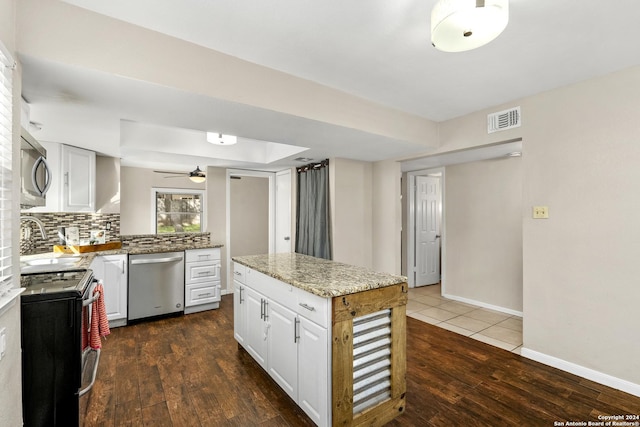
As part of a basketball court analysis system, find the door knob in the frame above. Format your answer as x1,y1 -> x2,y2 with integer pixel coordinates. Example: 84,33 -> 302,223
284,237 -> 290,241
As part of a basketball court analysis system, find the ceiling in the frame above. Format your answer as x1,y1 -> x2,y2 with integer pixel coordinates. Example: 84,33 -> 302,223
18,0 -> 640,172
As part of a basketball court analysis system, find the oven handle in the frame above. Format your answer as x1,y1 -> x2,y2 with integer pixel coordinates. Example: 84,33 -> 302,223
78,348 -> 101,397
130,256 -> 183,265
83,289 -> 100,307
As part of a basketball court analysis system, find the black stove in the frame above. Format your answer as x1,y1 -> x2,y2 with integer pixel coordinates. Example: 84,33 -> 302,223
20,269 -> 94,302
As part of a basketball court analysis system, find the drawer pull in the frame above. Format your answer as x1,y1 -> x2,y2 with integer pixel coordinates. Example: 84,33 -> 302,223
234,271 -> 242,276
197,271 -> 211,275
197,293 -> 212,297
299,303 -> 315,312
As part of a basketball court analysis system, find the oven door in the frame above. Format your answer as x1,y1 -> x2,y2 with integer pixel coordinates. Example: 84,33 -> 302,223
79,279 -> 101,425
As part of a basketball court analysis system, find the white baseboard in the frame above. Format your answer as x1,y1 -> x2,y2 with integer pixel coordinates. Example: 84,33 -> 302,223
521,348 -> 640,398
441,293 -> 523,317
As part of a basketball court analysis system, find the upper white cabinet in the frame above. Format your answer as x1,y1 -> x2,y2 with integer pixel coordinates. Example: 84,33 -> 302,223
29,142 -> 96,212
61,144 -> 95,212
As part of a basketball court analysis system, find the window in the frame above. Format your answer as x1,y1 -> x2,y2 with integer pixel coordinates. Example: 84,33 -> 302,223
154,188 -> 205,234
0,42 -> 14,298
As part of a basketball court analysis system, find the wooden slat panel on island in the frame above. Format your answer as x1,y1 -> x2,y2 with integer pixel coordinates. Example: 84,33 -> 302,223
332,284 -> 408,426
232,253 -> 408,427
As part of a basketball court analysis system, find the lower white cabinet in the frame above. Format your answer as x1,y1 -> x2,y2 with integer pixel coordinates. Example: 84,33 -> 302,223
267,299 -> 298,400
233,263 -> 330,427
89,254 -> 128,327
298,316 -> 328,423
184,248 -> 221,314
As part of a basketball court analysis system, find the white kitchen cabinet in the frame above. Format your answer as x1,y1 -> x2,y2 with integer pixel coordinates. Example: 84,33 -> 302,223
61,144 -> 95,212
89,254 -> 128,328
267,299 -> 298,401
233,263 -> 247,345
244,286 -> 269,370
298,316 -> 328,425
233,262 -> 330,427
184,248 -> 221,314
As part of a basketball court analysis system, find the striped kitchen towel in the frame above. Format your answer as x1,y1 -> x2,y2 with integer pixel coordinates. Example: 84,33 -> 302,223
90,281 -> 111,349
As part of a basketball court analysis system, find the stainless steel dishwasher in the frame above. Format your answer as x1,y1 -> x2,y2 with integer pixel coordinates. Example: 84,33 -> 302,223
128,251 -> 185,321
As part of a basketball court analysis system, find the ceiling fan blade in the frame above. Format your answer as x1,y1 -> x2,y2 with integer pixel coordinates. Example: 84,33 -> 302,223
154,170 -> 185,175
163,175 -> 186,178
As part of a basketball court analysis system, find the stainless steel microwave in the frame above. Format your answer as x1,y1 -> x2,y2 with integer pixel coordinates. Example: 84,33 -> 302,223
20,128 -> 51,207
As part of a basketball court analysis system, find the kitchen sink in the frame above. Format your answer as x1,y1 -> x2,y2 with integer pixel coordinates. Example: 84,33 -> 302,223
24,257 -> 80,266
20,255 -> 85,274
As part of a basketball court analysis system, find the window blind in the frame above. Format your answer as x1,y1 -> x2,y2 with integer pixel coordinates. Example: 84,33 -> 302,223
0,42 -> 15,298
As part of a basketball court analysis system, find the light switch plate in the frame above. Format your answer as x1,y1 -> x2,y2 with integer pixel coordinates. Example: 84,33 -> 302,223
533,206 -> 549,219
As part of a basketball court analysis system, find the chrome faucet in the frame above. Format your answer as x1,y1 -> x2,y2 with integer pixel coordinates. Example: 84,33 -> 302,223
20,216 -> 48,239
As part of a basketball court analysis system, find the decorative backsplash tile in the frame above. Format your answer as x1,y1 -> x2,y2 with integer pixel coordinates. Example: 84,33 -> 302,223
120,232 -> 210,250
20,213 -> 121,255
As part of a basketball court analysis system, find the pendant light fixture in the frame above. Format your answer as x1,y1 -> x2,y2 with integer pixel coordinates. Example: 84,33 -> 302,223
206,132 -> 237,145
431,0 -> 509,52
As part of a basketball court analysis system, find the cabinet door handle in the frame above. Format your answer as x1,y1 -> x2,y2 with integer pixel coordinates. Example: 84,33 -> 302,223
260,298 -> 264,320
239,286 -> 244,304
294,317 -> 300,343
299,303 -> 316,312
263,300 -> 269,321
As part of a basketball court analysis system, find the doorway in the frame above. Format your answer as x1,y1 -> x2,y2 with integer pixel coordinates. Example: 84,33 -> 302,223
405,168 -> 444,288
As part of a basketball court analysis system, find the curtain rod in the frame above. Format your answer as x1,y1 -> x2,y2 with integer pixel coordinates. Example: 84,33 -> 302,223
296,159 -> 329,173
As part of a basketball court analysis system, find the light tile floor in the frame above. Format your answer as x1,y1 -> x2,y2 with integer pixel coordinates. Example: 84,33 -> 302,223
407,283 -> 523,354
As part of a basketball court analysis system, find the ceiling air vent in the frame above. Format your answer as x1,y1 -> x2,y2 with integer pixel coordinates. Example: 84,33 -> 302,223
488,106 -> 521,134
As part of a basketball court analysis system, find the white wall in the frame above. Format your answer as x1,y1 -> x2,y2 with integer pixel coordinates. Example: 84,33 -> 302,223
206,166 -> 228,292
444,157 -> 523,312
372,160 -> 402,275
437,65 -> 640,391
330,158 -> 373,268
95,155 -> 120,213
120,166 -> 205,234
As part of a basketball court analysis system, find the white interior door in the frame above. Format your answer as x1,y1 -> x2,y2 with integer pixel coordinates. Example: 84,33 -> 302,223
275,170 -> 292,253
415,176 -> 441,286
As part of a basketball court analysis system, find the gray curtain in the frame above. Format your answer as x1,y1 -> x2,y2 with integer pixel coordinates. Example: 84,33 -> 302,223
295,160 -> 332,259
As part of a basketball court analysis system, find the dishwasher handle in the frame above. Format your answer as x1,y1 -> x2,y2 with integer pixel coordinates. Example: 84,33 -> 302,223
130,255 -> 183,265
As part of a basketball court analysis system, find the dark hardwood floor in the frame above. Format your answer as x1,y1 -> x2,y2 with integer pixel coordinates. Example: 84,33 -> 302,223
83,295 -> 640,426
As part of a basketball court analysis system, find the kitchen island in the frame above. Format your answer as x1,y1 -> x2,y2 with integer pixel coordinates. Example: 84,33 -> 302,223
232,253 -> 408,427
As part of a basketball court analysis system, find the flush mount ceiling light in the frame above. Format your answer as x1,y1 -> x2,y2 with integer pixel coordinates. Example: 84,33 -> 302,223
431,0 -> 509,52
206,132 -> 237,146
189,166 -> 206,183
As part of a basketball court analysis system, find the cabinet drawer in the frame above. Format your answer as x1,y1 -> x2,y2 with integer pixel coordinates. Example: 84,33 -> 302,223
185,248 -> 220,263
247,268 -> 297,312
297,290 -> 330,328
233,263 -> 247,284
186,282 -> 220,306
186,261 -> 220,284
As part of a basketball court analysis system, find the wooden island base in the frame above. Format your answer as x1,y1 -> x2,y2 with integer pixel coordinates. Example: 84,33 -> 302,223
332,283 -> 408,426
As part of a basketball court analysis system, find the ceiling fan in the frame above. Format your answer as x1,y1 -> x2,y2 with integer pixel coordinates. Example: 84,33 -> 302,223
153,166 -> 206,183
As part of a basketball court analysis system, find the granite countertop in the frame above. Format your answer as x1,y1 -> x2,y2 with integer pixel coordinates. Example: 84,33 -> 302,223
232,253 -> 407,298
125,243 -> 222,255
20,243 -> 223,275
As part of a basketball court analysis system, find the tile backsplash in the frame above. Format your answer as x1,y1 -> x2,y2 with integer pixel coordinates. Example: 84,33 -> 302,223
20,212 -> 121,255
